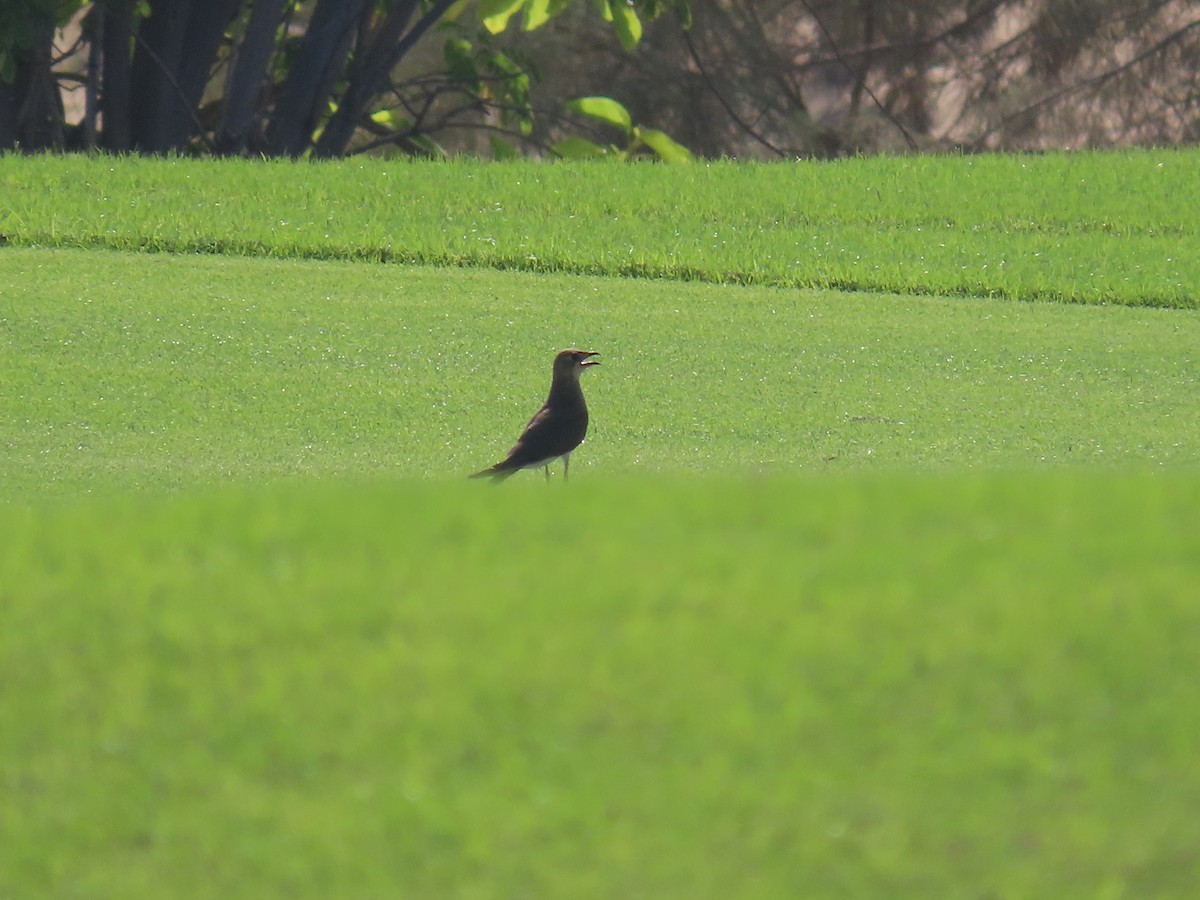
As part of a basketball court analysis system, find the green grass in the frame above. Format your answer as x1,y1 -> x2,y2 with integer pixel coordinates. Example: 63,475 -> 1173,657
3,473 -> 1200,898
3,151 -> 1200,896
2,150 -> 1197,307
3,247 -> 1199,503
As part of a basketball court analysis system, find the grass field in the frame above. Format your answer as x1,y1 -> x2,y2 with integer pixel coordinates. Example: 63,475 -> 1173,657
2,246 -> 1198,503
2,150 -> 1197,307
2,151 -> 1200,897
3,473 -> 1200,897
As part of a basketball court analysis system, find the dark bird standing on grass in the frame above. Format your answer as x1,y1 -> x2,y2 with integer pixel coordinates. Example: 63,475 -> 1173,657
471,349 -> 600,482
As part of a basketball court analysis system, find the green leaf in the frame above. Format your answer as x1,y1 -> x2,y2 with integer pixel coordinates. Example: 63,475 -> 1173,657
483,50 -> 531,127
369,109 -> 410,131
480,0 -> 527,33
607,0 -> 642,49
522,0 -> 552,30
638,128 -> 693,163
444,37 -> 480,91
565,96 -> 632,133
552,136 -> 608,159
441,0 -> 473,22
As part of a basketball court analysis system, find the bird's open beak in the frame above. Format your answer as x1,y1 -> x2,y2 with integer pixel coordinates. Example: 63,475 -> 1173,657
580,351 -> 600,367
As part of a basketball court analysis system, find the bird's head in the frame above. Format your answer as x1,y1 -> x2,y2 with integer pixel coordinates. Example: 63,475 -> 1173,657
554,348 -> 600,380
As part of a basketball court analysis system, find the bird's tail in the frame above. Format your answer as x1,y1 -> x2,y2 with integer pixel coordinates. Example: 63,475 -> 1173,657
469,464 -> 516,481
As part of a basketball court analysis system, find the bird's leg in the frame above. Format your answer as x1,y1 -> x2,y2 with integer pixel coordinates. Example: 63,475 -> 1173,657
543,464 -> 551,482
563,453 -> 570,483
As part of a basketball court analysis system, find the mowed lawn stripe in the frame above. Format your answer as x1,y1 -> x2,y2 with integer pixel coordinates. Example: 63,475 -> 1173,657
1,151 -> 1196,307
3,248 -> 1199,503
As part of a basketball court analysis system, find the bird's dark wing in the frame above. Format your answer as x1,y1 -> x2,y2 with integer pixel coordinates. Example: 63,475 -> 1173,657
472,401 -> 587,477
513,401 -> 587,461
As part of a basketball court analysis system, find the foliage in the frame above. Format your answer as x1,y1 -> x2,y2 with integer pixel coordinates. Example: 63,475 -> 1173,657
7,0 -> 1196,157
0,0 -> 81,82
0,0 -> 692,158
556,95 -> 693,161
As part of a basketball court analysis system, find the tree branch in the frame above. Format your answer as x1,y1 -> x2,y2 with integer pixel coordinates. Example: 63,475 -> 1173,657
682,27 -> 786,158
969,15 -> 1200,149
796,0 -> 918,150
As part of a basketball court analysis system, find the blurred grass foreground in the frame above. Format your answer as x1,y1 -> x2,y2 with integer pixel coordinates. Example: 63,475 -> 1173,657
3,473 -> 1200,896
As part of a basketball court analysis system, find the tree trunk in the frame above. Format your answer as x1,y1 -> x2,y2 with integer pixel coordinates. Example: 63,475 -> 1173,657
128,0 -> 241,153
166,0 -> 242,149
98,0 -> 134,151
129,0 -> 191,151
216,0 -> 288,154
312,0 -> 460,158
0,83 -> 17,151
267,0 -> 371,157
311,0 -> 418,158
0,15 -> 63,151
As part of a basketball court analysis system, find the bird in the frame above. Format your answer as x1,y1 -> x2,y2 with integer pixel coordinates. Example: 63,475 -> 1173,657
471,348 -> 600,482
